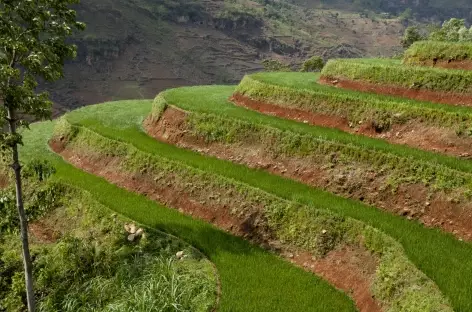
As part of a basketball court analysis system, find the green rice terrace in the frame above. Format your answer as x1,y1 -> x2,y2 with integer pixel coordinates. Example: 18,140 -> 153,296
4,44 -> 472,312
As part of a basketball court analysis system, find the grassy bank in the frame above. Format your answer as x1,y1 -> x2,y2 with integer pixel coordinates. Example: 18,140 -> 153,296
236,72 -> 472,132
404,41 -> 472,64
17,113 -> 357,311
54,117 -> 453,311
321,58 -> 472,94
56,98 -> 472,311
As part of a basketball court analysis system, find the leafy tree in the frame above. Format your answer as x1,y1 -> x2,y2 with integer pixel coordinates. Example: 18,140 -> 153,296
401,26 -> 425,48
300,56 -> 325,72
429,18 -> 468,42
261,58 -> 291,72
0,1 -> 84,311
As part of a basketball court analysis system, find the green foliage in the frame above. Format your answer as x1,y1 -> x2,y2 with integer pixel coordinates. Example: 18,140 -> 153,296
404,40 -> 472,64
22,159 -> 56,182
0,185 -> 217,312
0,160 -> 60,234
262,59 -> 291,72
300,56 -> 325,72
401,26 -> 425,48
398,8 -> 413,21
429,18 -> 472,42
321,58 -> 472,93
237,73 -> 472,134
0,0 -> 85,145
54,118 -> 452,312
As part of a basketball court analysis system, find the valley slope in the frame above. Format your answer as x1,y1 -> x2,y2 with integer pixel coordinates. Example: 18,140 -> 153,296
48,0 -> 410,114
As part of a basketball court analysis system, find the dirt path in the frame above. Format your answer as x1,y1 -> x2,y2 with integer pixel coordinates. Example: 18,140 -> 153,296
319,76 -> 472,107
144,106 -> 472,241
50,139 -> 383,312
231,93 -> 472,159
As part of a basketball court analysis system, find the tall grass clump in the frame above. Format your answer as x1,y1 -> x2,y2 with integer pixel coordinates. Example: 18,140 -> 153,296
0,176 -> 217,312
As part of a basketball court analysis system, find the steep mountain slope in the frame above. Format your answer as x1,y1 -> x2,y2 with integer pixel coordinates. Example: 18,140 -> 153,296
47,0 -> 467,114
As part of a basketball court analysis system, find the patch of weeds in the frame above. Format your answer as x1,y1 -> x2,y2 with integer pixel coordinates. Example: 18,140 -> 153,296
0,178 -> 217,312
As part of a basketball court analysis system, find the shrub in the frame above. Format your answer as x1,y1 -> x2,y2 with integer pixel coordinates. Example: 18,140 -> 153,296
429,18 -> 472,42
300,56 -> 325,72
401,26 -> 424,48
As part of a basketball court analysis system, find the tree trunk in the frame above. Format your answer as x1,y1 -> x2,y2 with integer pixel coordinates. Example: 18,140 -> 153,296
8,107 -> 36,312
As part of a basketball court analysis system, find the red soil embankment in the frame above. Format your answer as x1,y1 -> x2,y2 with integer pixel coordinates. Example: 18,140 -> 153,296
50,136 -> 382,312
319,76 -> 472,107
231,93 -> 472,159
407,59 -> 472,71
144,106 -> 472,241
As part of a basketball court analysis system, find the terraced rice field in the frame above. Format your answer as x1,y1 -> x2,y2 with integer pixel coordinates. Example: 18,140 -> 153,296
404,41 -> 472,70
15,52 -> 472,311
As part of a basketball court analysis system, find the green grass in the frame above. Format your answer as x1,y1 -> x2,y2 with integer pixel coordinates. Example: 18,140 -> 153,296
249,71 -> 472,115
55,118 -> 452,311
404,41 -> 472,64
156,85 -> 472,189
0,182 -> 217,312
18,108 -> 356,311
321,58 -> 472,94
53,96 -> 472,311
236,72 -> 472,134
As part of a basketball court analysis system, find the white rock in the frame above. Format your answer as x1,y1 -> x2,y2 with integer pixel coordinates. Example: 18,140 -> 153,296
135,228 -> 144,237
176,251 -> 185,259
124,223 -> 131,232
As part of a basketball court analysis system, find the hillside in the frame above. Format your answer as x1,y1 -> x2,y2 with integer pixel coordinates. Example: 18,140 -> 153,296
47,0 -> 415,114
7,38 -> 472,310
48,0 -> 472,115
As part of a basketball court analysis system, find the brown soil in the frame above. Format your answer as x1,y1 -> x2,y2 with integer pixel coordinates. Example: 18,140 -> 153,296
0,173 -> 10,189
411,59 -> 472,71
144,106 -> 472,241
52,140 -> 246,237
319,76 -> 472,108
231,93 -> 351,131
231,93 -> 472,158
29,219 -> 62,243
286,246 -> 381,312
50,138 -> 383,312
